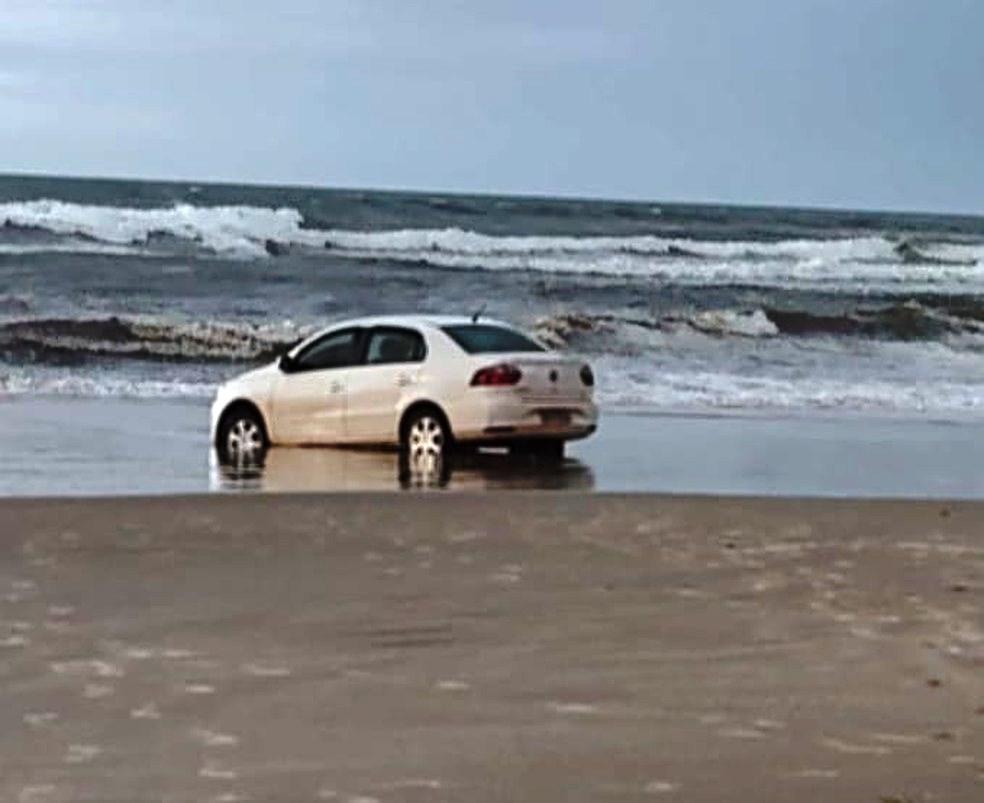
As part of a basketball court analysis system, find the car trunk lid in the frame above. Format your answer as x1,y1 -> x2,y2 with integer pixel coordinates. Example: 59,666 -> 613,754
497,353 -> 590,404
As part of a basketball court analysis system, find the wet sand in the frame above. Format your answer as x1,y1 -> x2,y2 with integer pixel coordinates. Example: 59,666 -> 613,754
1,494 -> 981,801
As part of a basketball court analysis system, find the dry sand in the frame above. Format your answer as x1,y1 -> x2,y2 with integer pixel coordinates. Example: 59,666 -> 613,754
0,494 -> 981,801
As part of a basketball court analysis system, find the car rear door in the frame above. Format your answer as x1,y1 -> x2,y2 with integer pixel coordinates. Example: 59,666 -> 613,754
271,327 -> 363,445
345,326 -> 427,443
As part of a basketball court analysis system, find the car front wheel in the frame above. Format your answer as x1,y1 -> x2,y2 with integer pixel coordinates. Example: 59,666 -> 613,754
217,406 -> 268,464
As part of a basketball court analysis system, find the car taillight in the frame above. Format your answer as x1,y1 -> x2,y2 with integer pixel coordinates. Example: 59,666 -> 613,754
470,363 -> 523,386
580,365 -> 594,387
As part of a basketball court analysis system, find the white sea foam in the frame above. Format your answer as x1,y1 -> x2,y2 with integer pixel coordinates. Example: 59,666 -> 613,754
606,369 -> 984,413
592,350 -> 984,415
0,242 -> 144,256
354,248 -> 983,292
930,242 -> 984,262
0,199 -> 324,257
688,309 -> 778,338
324,227 -> 893,261
0,369 -> 216,398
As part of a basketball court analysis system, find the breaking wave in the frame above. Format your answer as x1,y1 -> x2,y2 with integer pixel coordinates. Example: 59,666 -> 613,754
0,316 -> 310,364
532,311 -> 984,415
3,307 -> 984,415
0,200 -> 325,257
4,299 -> 984,372
3,200 -> 983,291
532,301 -> 984,349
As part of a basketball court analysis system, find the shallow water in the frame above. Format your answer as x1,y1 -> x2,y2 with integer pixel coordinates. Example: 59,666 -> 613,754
3,397 -> 984,498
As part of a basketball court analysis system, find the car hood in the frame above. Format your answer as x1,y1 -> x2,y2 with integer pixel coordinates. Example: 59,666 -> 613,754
217,361 -> 280,396
236,361 -> 279,384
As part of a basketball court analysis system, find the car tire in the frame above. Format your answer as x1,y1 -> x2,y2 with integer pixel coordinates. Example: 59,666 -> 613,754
216,405 -> 268,465
400,407 -> 451,484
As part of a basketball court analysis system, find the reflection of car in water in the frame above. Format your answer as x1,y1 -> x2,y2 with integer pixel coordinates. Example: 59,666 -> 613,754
210,445 -> 596,493
210,315 -> 598,479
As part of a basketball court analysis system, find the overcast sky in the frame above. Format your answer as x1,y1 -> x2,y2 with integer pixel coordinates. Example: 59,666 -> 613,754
1,1 -> 981,213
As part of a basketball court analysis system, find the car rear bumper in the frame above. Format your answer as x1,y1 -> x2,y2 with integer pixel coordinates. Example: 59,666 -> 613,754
451,391 -> 598,443
477,422 -> 598,443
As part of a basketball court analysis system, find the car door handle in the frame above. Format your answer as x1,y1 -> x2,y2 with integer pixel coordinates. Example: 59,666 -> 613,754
329,381 -> 344,394
396,373 -> 412,387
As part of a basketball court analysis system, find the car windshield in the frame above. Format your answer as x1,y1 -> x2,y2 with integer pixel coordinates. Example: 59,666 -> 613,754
442,324 -> 545,354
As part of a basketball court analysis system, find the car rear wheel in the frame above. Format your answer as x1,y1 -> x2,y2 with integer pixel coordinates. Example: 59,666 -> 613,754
217,406 -> 268,464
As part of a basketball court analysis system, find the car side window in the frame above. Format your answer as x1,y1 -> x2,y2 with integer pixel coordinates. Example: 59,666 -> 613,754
365,327 -> 426,365
293,328 -> 362,372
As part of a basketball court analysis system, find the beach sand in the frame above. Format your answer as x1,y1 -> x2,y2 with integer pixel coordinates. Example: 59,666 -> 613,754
1,493 -> 981,801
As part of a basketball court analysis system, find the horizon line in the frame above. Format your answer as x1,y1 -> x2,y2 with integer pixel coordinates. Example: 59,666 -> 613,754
0,169 -> 981,222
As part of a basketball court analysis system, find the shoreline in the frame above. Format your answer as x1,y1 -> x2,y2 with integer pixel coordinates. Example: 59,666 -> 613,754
11,390 -> 984,422
4,395 -> 984,498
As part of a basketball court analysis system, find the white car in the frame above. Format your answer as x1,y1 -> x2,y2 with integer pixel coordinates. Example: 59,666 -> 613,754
210,314 -> 598,468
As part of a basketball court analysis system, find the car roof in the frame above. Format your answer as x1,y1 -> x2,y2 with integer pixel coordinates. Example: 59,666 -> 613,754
287,314 -> 543,357
318,314 -> 517,331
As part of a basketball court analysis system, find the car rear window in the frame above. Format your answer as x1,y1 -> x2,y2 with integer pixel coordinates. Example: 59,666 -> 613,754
442,324 -> 545,354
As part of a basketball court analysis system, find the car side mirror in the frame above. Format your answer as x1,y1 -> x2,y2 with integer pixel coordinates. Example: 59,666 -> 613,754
278,353 -> 296,373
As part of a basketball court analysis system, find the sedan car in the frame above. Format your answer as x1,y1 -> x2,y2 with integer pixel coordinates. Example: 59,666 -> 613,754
210,315 -> 598,469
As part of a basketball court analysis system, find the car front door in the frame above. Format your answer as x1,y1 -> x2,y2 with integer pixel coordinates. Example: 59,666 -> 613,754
345,326 -> 427,443
271,327 -> 363,445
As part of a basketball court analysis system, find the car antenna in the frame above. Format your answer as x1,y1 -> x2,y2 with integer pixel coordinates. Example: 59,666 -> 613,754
471,304 -> 487,324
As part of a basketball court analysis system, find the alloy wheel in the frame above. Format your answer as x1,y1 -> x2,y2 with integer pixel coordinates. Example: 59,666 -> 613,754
226,417 -> 265,462
407,415 -> 446,477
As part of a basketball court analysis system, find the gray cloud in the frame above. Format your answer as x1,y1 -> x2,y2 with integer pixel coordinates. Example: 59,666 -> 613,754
1,0 -> 982,213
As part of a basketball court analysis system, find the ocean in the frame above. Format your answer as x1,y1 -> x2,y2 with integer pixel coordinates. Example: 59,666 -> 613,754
2,173 -> 984,417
